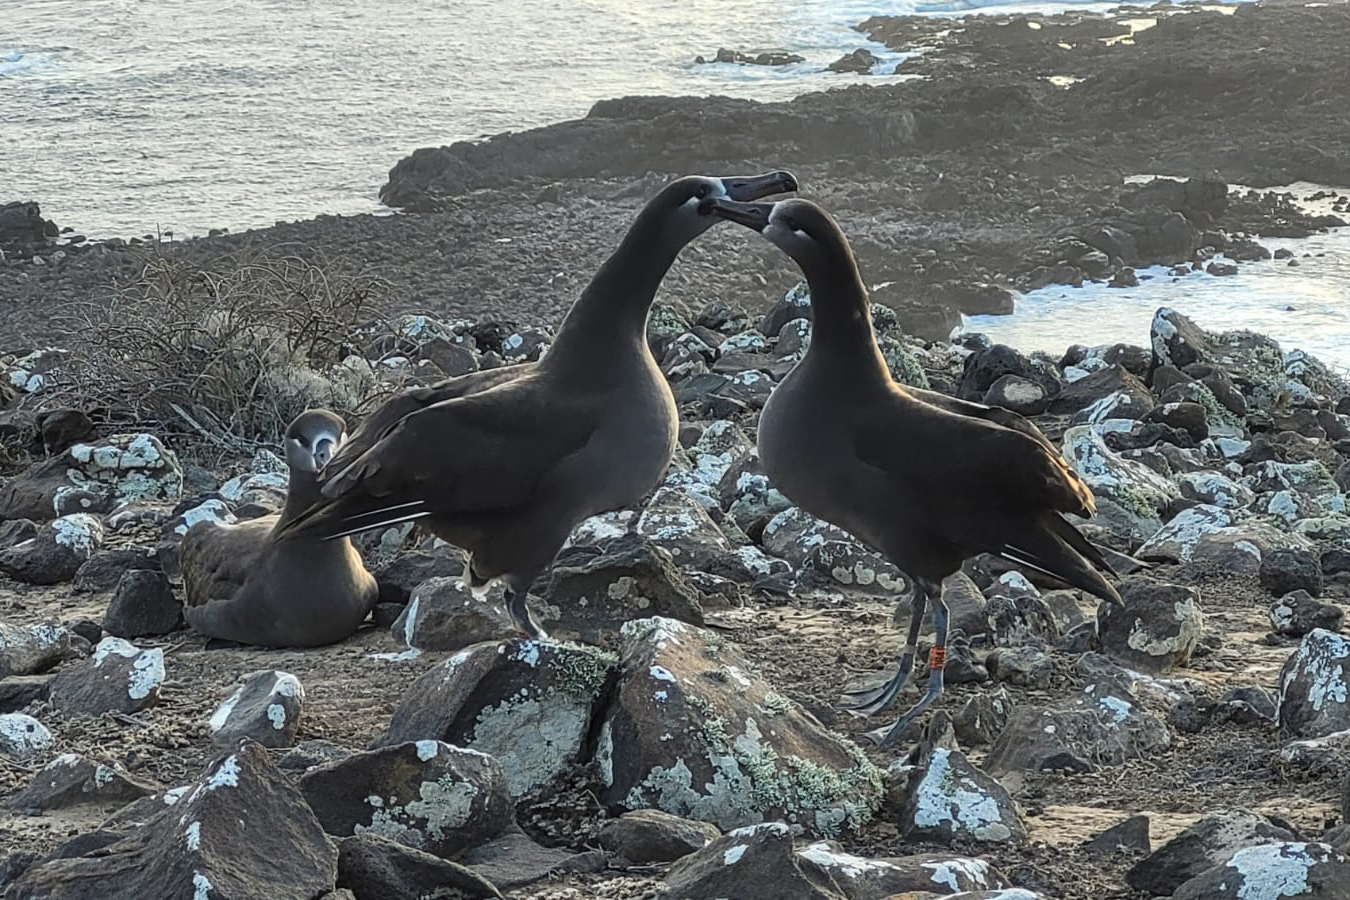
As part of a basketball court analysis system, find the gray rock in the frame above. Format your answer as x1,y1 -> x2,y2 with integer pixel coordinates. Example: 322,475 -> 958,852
895,733 -> 1025,844
797,841 -> 1014,897
1049,365 -> 1156,424
391,577 -> 516,651
598,809 -> 720,864
1192,522 -> 1316,576
1261,548 -> 1325,597
279,740 -> 354,772
7,753 -> 155,812
0,514 -> 104,584
1126,808 -> 1298,896
1270,590 -> 1344,638
0,433 -> 183,522
372,548 -> 466,606
985,593 -> 1060,649
1279,729 -> 1350,771
335,833 -> 500,900
664,823 -> 842,900
49,637 -> 164,716
6,740 -> 337,900
1176,471 -> 1255,509
953,687 -> 1013,746
0,675 -> 53,713
598,617 -> 882,838
1279,628 -> 1350,739
0,621 -> 72,678
73,548 -> 159,593
1097,579 -> 1203,673
380,638 -> 616,798
301,741 -> 511,857
0,712 -> 54,762
1216,685 -> 1278,724
1085,814 -> 1151,855
208,670 -> 305,748
103,569 -> 183,639
762,506 -> 904,591
1174,841 -> 1350,900
1136,504 -> 1235,563
540,532 -> 706,640
986,646 -> 1054,689
983,375 -> 1049,415
1061,426 -> 1177,541
460,830 -> 605,890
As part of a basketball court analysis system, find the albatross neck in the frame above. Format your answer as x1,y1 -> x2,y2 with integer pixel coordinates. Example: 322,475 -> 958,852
801,252 -> 891,381
277,474 -> 323,529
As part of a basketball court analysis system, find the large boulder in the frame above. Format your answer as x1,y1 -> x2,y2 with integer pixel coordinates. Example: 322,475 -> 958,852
379,639 -> 616,798
1174,841 -> 1350,900
6,741 -> 338,900
1061,426 -> 1178,540
1279,629 -> 1350,739
1126,808 -> 1298,896
598,617 -> 883,838
0,434 -> 183,522
300,741 -> 512,857
1097,580 -> 1203,674
0,514 -> 104,584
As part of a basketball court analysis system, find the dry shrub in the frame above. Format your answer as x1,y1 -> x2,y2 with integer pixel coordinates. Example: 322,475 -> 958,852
54,245 -> 405,460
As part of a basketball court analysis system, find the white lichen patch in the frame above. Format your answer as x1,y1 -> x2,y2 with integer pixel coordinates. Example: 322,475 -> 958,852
358,772 -> 480,848
1282,629 -> 1350,713
192,872 -> 213,900
798,841 -> 898,879
174,499 -> 237,535
910,747 -> 1016,842
50,513 -> 104,556
205,754 -> 241,791
1225,842 -> 1318,898
266,704 -> 287,730
416,740 -> 440,762
184,820 -> 202,851
207,686 -> 246,734
469,692 -> 589,797
650,665 -> 676,683
723,844 -> 747,865
925,857 -> 996,891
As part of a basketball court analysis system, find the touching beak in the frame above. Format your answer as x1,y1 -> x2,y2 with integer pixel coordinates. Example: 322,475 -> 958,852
703,197 -> 774,231
720,170 -> 798,201
312,437 -> 335,469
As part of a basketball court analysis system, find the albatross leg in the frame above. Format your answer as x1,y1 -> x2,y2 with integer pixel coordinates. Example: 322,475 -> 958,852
837,577 -> 930,715
505,589 -> 550,640
868,579 -> 949,747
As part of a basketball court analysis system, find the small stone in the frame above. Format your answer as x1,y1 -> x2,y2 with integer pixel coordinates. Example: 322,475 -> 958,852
1278,628 -> 1350,739
0,621 -> 72,678
1216,685 -> 1278,725
0,513 -> 104,584
1173,841 -> 1350,900
1269,590 -> 1344,638
1097,579 -> 1202,673
391,577 -> 517,652
1261,548 -> 1324,597
986,646 -> 1054,689
598,809 -> 720,864
983,375 -> 1048,415
952,688 -> 1013,746
0,713 -> 53,762
48,637 -> 164,716
7,753 -> 156,812
1126,808 -> 1298,896
372,548 -> 466,606
0,675 -> 53,713
208,670 -> 305,748
1085,814 -> 1151,855
896,736 -> 1025,845
334,833 -> 500,899
73,548 -> 160,593
664,822 -> 839,900
103,569 -> 184,638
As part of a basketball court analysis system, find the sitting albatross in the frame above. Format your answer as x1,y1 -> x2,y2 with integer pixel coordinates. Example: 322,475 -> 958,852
181,409 -> 378,647
705,195 -> 1122,745
274,171 -> 799,637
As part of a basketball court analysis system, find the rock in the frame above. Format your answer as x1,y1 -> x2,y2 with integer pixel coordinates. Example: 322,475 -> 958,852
664,822 -> 841,900
7,753 -> 155,812
1048,365 -> 1155,423
1097,579 -> 1202,673
0,433 -> 183,522
420,339 -> 479,378
1192,522 -> 1317,575
540,532 -> 705,640
762,507 -> 904,591
334,833 -> 501,900
1279,730 -> 1350,771
1279,628 -> 1350,739
391,577 -> 517,651
460,829 -> 604,889
0,712 -> 53,762
985,681 -> 1169,775
808,844 -> 1014,896
36,409 -> 95,454
1206,260 -> 1239,276
986,646 -> 1054,689
959,344 -> 1033,402
208,670 -> 305,748
102,569 -> 183,638
380,638 -> 616,798
636,486 -> 740,573
5,741 -> 338,900
1261,548 -> 1324,597
372,548 -> 466,605
984,591 -> 1059,649
1174,841 -> 1350,900
759,283 -> 813,336
0,514 -> 104,584
952,688 -> 1013,746
279,739 -> 355,772
828,48 -> 878,74
1126,808 -> 1298,896
1085,814 -> 1151,855
48,637 -> 164,716
1270,591 -> 1343,638
0,519 -> 38,549
599,617 -> 882,837
0,675 -> 53,713
300,741 -> 511,857
598,809 -> 720,864
73,548 -> 160,593
0,621 -> 72,677
1061,426 -> 1177,540
983,375 -> 1048,415
894,726 -> 1025,844
942,282 -> 1016,316
1175,472 -> 1254,509
1146,401 -> 1210,442
0,851 -> 39,891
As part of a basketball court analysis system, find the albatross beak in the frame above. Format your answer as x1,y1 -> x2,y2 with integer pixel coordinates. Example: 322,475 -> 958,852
703,197 -> 774,231
720,170 -> 798,201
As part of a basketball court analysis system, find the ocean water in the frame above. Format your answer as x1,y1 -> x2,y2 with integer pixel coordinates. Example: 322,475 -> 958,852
4,0 -> 1345,367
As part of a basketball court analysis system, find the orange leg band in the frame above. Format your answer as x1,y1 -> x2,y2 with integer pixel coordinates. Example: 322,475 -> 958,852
929,646 -> 947,670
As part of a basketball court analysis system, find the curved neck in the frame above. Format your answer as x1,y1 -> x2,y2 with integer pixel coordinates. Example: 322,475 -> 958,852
800,254 -> 891,380
277,473 -> 322,529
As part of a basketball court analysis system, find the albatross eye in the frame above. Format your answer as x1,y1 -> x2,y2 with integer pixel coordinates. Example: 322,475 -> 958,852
695,184 -> 710,200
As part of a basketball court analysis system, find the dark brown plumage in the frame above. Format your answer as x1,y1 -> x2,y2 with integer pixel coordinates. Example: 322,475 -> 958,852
708,196 -> 1120,745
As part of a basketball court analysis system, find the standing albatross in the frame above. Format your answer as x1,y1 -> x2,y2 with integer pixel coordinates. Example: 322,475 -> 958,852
181,409 -> 378,647
274,171 -> 799,637
705,196 -> 1121,746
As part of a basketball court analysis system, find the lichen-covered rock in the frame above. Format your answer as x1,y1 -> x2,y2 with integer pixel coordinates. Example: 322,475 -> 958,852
761,506 -> 904,591
7,753 -> 155,812
1127,808 -> 1299,896
1279,628 -> 1350,739
688,420 -> 755,488
0,514 -> 104,584
599,617 -> 882,838
953,688 -> 1014,746
1061,425 -> 1178,540
103,569 -> 183,639
598,809 -> 720,864
0,712 -> 53,762
379,638 -> 615,798
391,577 -> 516,651
1261,548 -> 1325,598
1191,522 -> 1316,576
0,433 -> 183,522
1137,505 -> 1234,563
985,680 -> 1170,775
1269,591 -> 1344,638
1247,460 -> 1342,503
893,739 -> 1025,845
208,670 -> 305,748
1097,580 -> 1202,674
1279,729 -> 1350,771
1173,841 -> 1350,900
983,374 -> 1049,415
663,823 -> 842,900
539,533 -> 705,640
984,592 -> 1060,649
1048,364 -> 1155,424
1176,471 -> 1255,509
0,621 -> 72,678
334,833 -> 501,900
5,741 -> 338,900
300,741 -> 511,858
798,842 -> 1014,897
636,486 -> 739,572
49,637 -> 164,716
986,646 -> 1054,689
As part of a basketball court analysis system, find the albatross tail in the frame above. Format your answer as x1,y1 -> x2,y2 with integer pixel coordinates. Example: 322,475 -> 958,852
996,512 -> 1122,606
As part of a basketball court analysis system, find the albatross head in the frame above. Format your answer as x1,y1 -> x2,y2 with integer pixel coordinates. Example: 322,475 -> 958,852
657,170 -> 798,240
701,196 -> 847,275
284,409 -> 348,474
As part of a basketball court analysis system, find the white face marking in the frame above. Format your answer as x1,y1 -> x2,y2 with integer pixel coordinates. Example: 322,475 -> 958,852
682,178 -> 727,209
